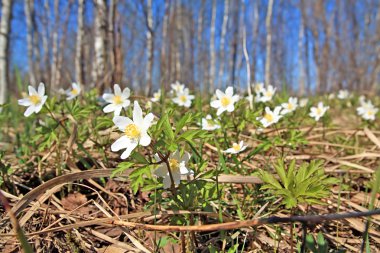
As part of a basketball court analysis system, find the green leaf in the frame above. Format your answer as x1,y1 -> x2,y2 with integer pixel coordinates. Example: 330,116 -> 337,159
131,152 -> 149,164
111,162 -> 134,177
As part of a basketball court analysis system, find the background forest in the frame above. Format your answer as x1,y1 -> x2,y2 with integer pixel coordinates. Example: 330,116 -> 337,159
0,0 -> 380,104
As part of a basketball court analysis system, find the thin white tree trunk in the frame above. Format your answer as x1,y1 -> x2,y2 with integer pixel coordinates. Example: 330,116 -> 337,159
145,0 -> 153,95
264,0 -> 274,87
94,0 -> 107,90
42,0 -> 50,85
51,0 -> 59,91
298,15 -> 305,96
0,0 -> 12,107
76,0 -> 85,85
209,0 -> 217,92
24,0 -> 36,86
218,0 -> 229,89
243,27 -> 252,109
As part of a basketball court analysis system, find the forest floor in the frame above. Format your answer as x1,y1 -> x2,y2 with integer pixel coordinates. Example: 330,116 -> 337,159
0,92 -> 380,252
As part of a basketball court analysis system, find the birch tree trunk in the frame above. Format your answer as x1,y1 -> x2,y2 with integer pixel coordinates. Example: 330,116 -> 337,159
24,0 -> 36,86
75,0 -> 85,85
264,0 -> 274,87
108,0 -> 117,85
217,0 -> 229,89
94,0 -> 107,91
160,0 -> 170,89
51,0 -> 59,91
145,0 -> 154,95
0,0 -> 12,107
42,0 -> 50,85
298,11 -> 305,96
209,0 -> 217,92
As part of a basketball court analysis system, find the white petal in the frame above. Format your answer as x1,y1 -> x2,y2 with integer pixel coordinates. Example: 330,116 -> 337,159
111,135 -> 130,151
216,107 -> 225,116
226,104 -> 235,112
142,113 -> 154,131
28,86 -> 37,95
103,94 -> 114,103
210,100 -> 221,108
122,100 -> 131,108
113,107 -> 122,116
18,98 -> 31,106
122,87 -> 130,98
162,175 -> 172,189
113,116 -> 133,130
103,103 -> 117,113
215,89 -> 224,99
120,143 -> 138,159
38,82 -> 45,96
154,165 -> 168,177
225,86 -> 233,96
133,101 -> 144,126
114,84 -> 121,95
24,106 -> 35,117
34,102 -> 44,113
139,133 -> 151,146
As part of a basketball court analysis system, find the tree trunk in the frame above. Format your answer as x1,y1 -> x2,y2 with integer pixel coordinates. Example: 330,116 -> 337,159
209,0 -> 217,92
230,0 -> 240,87
51,0 -> 59,91
0,0 -> 12,107
24,0 -> 36,86
217,0 -> 229,89
94,0 -> 107,91
298,8 -> 305,96
75,0 -> 85,85
144,0 -> 154,95
264,0 -> 274,87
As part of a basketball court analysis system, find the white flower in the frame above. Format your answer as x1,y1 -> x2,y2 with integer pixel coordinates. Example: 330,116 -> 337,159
257,106 -> 282,128
201,115 -> 220,131
357,98 -> 378,121
328,93 -> 335,100
151,89 -> 161,102
337,90 -> 350,100
170,81 -> 185,94
154,151 -> 193,189
210,86 -> 240,116
281,97 -> 298,115
257,85 -> 276,103
111,101 -> 154,159
224,141 -> 247,154
299,98 -> 309,107
254,83 -> 265,94
102,84 -> 131,116
309,102 -> 329,121
172,88 -> 194,107
66,82 -> 81,100
18,82 -> 48,117
360,106 -> 378,121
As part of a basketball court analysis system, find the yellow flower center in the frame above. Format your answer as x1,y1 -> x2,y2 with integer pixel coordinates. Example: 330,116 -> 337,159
287,103 -> 293,110
367,111 -> 374,116
316,108 -> 322,115
113,95 -> 123,105
221,96 -> 231,107
265,91 -> 272,98
29,95 -> 41,105
169,158 -> 180,172
71,88 -> 78,95
233,143 -> 241,152
179,95 -> 187,103
125,124 -> 141,139
264,113 -> 273,122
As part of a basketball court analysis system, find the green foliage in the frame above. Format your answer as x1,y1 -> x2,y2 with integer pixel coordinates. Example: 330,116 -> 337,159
306,232 -> 345,253
259,160 -> 339,209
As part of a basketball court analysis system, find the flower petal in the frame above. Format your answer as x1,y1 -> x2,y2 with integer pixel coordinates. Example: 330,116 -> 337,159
38,82 -> 45,96
139,133 -> 151,146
